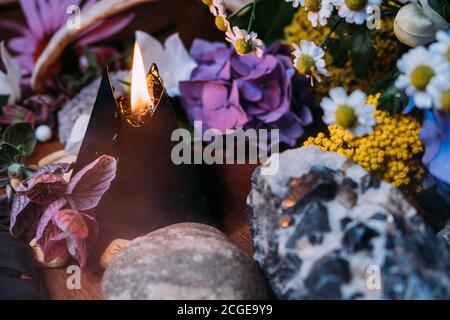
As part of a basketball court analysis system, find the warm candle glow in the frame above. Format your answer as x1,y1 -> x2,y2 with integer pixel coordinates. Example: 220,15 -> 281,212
131,42 -> 151,114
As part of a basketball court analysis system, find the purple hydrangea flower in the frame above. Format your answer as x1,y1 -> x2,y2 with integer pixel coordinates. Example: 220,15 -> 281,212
420,110 -> 450,197
180,40 -> 314,146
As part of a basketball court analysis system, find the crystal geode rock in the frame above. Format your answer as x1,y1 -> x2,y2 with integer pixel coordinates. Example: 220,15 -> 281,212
58,70 -> 128,143
247,146 -> 450,300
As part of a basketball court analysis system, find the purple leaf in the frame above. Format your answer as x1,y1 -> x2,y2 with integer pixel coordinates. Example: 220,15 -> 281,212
67,236 -> 87,268
36,198 -> 67,241
53,209 -> 97,268
23,174 -> 67,204
38,223 -> 67,263
66,155 -> 117,211
9,197 -> 43,240
36,162 -> 74,176
53,209 -> 89,240
9,194 -> 30,236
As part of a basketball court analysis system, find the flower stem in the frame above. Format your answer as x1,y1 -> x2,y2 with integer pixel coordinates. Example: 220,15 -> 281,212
228,0 -> 262,20
247,1 -> 257,32
320,18 -> 344,48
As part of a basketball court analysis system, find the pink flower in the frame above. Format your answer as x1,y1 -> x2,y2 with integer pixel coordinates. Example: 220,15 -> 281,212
10,155 -> 117,267
0,94 -> 59,126
0,105 -> 36,125
0,0 -> 134,79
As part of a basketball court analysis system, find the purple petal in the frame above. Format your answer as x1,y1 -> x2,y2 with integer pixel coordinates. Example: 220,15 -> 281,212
19,0 -> 45,39
179,81 -> 207,123
295,104 -> 313,126
8,37 -> 37,54
202,82 -> 228,111
429,135 -> 450,185
190,39 -> 227,62
14,54 -> 35,74
420,111 -> 441,165
0,19 -> 37,40
240,81 -> 262,102
76,13 -> 135,47
36,0 -> 53,33
57,0 -> 81,28
203,82 -> 249,132
82,0 -> 97,10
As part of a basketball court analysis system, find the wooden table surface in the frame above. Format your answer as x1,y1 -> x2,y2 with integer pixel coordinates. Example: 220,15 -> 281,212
28,141 -> 257,300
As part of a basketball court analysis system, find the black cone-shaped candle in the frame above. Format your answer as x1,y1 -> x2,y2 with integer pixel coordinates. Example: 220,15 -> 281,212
73,47 -> 212,253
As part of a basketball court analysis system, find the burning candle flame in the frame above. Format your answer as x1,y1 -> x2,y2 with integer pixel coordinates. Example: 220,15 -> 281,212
131,42 -> 151,114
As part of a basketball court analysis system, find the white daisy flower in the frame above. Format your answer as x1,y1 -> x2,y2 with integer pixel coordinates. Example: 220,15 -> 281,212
395,46 -> 449,109
430,30 -> 450,63
214,3 -> 231,32
321,87 -> 376,136
333,0 -> 381,25
303,0 -> 334,27
427,72 -> 450,111
226,26 -> 264,57
202,0 -> 223,15
285,0 -> 302,7
292,40 -> 330,84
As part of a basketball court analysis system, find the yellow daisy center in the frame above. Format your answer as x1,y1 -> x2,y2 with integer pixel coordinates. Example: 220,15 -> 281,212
202,0 -> 213,5
215,15 -> 228,32
305,0 -> 322,12
446,45 -> 450,62
295,54 -> 315,74
410,65 -> 435,91
440,88 -> 450,111
335,105 -> 357,128
235,38 -> 252,55
345,0 -> 368,11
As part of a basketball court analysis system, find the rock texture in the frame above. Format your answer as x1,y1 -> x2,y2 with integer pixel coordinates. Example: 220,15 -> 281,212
101,223 -> 270,300
247,146 -> 450,300
440,222 -> 450,246
58,70 -> 128,143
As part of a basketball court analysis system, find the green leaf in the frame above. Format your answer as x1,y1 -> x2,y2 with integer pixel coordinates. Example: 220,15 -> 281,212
233,0 -> 297,45
328,37 -> 349,68
350,28 -> 376,79
371,70 -> 407,115
0,95 -> 9,109
428,0 -> 450,23
0,142 -> 22,171
380,86 -> 407,115
2,123 -> 37,157
84,48 -> 100,70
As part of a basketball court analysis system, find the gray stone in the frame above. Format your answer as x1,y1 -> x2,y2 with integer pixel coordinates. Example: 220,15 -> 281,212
58,70 -> 128,143
439,222 -> 450,245
247,146 -> 450,300
101,223 -> 270,300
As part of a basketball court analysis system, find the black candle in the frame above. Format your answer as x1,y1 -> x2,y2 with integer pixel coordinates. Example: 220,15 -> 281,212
73,64 -> 212,253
